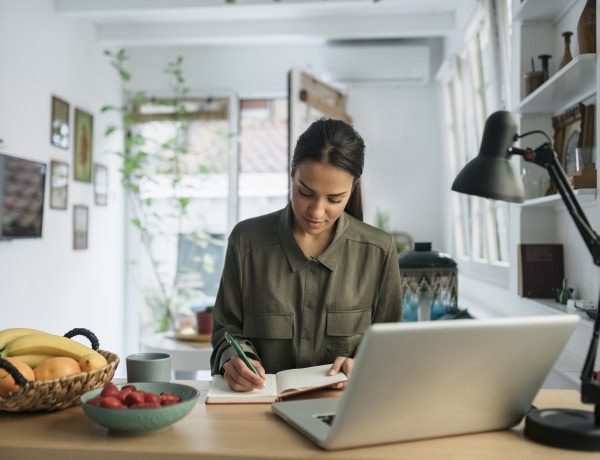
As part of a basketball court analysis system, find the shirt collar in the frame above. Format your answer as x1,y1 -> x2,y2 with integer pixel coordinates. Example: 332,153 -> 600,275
279,202 -> 348,272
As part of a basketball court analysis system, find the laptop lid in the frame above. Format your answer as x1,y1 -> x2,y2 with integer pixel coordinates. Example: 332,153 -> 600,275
272,315 -> 580,450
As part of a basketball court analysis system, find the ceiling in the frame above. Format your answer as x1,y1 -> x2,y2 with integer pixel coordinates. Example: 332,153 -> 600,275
55,0 -> 473,47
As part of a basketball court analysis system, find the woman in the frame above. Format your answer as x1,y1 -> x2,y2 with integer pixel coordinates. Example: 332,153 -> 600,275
210,118 -> 402,391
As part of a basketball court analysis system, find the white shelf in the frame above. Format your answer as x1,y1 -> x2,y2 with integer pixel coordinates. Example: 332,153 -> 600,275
524,298 -> 597,325
520,188 -> 597,209
517,54 -> 597,114
513,0 -> 578,22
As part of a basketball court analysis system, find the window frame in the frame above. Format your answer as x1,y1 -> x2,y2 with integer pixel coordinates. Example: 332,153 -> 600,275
438,1 -> 512,287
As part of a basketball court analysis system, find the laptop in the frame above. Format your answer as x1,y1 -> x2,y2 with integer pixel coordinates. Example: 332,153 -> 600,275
271,315 -> 579,450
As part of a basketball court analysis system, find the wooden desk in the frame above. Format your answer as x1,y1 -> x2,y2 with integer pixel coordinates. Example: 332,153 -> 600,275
0,384 -> 598,460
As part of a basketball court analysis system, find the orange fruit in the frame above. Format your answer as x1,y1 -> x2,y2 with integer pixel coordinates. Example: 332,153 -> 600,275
34,356 -> 82,381
0,357 -> 35,397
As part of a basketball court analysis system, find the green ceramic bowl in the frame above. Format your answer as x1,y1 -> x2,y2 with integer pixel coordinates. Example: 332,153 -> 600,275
80,382 -> 199,433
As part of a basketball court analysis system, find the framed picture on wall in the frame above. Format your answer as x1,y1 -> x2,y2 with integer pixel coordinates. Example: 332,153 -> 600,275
73,108 -> 93,183
49,160 -> 69,210
93,163 -> 108,206
73,204 -> 88,250
50,96 -> 70,149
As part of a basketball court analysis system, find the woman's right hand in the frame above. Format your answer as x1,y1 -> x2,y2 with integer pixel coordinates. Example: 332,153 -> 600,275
223,355 -> 266,392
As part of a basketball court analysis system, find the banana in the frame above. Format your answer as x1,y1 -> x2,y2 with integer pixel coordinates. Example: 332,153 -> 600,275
0,328 -> 48,350
1,333 -> 101,361
7,354 -> 54,368
79,352 -> 108,371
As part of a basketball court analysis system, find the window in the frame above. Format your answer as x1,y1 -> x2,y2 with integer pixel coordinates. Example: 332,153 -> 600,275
238,98 -> 289,221
128,96 -> 289,331
438,0 -> 511,286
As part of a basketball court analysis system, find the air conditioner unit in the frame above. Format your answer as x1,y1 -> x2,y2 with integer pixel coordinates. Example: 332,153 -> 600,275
321,45 -> 430,85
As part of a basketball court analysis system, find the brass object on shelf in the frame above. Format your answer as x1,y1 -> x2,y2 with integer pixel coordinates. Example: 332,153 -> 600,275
538,54 -> 551,81
560,31 -> 574,69
577,0 -> 597,54
524,71 -> 544,96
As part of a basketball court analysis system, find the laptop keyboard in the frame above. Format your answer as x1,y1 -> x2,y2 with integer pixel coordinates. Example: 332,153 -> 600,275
316,414 -> 335,425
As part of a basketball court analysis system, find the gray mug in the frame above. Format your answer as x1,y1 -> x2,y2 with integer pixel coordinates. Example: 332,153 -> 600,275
126,352 -> 172,383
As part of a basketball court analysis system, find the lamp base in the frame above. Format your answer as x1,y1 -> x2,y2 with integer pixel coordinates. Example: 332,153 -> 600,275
524,408 -> 600,451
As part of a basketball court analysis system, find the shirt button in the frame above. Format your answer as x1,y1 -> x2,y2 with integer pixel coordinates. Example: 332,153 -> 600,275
309,267 -> 316,273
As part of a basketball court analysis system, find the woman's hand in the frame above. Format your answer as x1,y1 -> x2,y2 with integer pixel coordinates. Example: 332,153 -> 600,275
328,356 -> 355,389
223,355 -> 266,392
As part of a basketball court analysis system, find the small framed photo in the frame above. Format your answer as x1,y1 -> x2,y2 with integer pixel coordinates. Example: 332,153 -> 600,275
73,204 -> 88,250
93,163 -> 108,206
581,104 -> 596,149
552,104 -> 582,174
74,108 -> 93,182
49,160 -> 69,210
51,96 -> 70,149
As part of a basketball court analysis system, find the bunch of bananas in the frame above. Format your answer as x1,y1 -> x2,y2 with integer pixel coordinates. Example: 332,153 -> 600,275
0,327 -> 108,371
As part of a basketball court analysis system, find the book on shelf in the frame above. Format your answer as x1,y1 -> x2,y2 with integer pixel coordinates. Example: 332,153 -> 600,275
205,364 -> 347,404
518,244 -> 564,299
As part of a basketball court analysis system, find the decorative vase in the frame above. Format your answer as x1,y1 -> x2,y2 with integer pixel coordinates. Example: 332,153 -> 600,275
577,0 -> 596,54
398,242 -> 458,322
560,31 -> 574,69
538,54 -> 551,81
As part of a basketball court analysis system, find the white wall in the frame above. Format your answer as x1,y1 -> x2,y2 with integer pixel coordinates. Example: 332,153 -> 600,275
0,1 -> 126,371
349,82 -> 443,246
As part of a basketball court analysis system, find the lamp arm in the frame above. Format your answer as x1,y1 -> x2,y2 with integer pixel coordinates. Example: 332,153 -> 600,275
510,143 -> 600,406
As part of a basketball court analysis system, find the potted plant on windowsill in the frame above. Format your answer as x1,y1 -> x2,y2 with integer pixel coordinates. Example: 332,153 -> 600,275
196,306 -> 214,335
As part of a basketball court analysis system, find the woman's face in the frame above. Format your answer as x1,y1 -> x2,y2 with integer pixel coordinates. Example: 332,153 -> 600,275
290,160 -> 355,238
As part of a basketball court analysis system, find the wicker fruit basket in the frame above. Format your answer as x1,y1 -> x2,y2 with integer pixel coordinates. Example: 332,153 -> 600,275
0,329 -> 120,412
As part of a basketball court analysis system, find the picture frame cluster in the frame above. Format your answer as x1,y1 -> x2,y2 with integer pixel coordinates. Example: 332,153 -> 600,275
49,95 -> 109,250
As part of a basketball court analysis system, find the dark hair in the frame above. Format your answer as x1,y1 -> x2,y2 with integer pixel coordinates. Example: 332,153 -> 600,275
291,118 -> 365,221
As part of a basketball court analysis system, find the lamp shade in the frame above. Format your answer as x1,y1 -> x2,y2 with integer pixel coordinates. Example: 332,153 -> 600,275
451,111 -> 525,203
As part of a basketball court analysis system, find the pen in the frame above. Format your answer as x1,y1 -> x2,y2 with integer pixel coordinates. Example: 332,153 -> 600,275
225,331 -> 260,376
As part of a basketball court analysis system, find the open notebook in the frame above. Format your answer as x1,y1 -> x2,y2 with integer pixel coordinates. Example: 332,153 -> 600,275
205,364 -> 347,404
272,315 -> 580,450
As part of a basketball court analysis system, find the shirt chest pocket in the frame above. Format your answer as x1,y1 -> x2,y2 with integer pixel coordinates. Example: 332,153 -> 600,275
324,309 -> 371,360
243,313 -> 293,339
326,309 -> 371,337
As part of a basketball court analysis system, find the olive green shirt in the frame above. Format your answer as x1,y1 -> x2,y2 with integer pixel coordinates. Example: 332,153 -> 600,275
210,203 -> 403,375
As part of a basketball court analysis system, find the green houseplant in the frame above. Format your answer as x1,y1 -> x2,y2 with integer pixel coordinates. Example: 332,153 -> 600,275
102,49 -> 225,332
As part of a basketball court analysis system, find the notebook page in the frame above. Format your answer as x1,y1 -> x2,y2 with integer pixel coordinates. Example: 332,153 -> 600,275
276,364 -> 347,395
206,374 -> 278,403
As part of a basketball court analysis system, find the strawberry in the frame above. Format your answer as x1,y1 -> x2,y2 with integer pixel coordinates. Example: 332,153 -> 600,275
100,382 -> 120,398
124,390 -> 146,407
130,401 -> 160,409
160,392 -> 181,406
100,396 -> 125,409
144,392 -> 161,404
86,396 -> 103,406
118,384 -> 137,402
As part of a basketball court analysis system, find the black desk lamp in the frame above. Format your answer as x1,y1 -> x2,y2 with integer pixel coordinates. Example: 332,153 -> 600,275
452,110 -> 600,451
